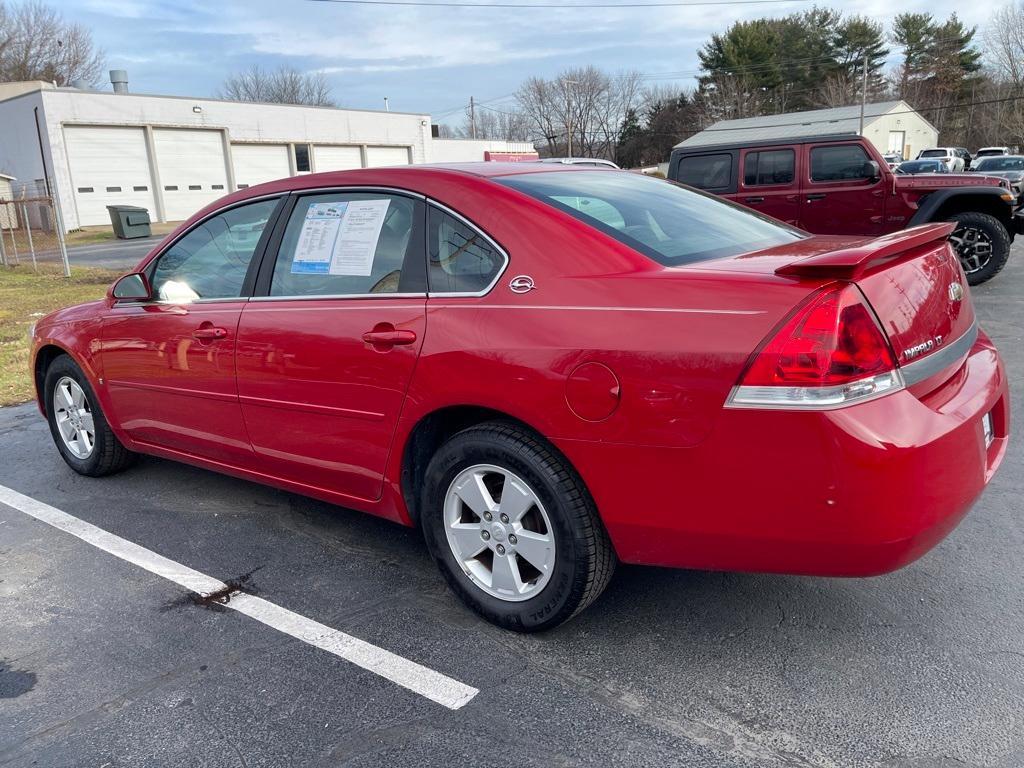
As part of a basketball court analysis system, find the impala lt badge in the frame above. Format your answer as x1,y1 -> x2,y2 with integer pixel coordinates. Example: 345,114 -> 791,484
509,275 -> 536,294
903,335 -> 944,361
948,282 -> 964,302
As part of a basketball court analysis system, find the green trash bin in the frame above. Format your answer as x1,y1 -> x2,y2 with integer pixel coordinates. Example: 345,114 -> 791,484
106,205 -> 152,239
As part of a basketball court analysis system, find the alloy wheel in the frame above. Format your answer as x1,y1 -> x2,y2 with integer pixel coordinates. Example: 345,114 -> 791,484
949,225 -> 993,275
53,376 -> 95,459
443,464 -> 556,601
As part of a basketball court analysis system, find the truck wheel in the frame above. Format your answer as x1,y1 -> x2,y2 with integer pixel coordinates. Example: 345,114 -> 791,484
420,422 -> 615,632
946,212 -> 1011,285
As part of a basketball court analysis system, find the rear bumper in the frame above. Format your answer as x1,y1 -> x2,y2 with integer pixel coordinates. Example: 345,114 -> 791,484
555,334 -> 1009,576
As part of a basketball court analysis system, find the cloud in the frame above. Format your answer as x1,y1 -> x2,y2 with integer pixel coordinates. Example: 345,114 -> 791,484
59,0 -> 996,115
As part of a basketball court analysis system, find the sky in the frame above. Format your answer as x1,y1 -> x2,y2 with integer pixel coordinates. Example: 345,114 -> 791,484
60,0 -> 1001,123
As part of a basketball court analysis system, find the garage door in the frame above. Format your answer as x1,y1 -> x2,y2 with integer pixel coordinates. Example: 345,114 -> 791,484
64,126 -> 156,227
365,146 -> 410,167
154,129 -> 228,221
232,143 -> 290,189
314,145 -> 363,172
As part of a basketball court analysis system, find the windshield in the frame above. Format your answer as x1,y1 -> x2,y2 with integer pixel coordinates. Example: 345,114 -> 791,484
919,150 -> 949,158
973,157 -> 1024,171
497,171 -> 804,267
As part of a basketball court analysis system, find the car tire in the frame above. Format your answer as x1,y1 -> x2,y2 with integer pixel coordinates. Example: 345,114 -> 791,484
420,422 -> 615,632
945,211 -> 1011,285
43,354 -> 136,477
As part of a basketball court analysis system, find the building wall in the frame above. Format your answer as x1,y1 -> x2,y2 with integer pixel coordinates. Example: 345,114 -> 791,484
36,88 -> 433,229
0,90 -> 50,197
429,138 -> 536,163
1,87 -> 536,230
862,105 -> 939,161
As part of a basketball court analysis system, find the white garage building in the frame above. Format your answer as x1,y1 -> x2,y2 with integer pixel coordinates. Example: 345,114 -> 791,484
0,77 -> 534,230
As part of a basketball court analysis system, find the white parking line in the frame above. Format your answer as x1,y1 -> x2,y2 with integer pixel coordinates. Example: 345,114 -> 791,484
0,483 -> 478,710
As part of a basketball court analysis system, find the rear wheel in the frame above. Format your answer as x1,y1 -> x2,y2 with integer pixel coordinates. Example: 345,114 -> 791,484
43,355 -> 135,477
946,212 -> 1011,285
420,422 -> 615,631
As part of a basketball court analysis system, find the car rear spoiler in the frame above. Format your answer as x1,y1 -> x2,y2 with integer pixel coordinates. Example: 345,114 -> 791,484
776,223 -> 955,278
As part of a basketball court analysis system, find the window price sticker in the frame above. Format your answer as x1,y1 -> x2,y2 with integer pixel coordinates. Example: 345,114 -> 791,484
291,199 -> 391,276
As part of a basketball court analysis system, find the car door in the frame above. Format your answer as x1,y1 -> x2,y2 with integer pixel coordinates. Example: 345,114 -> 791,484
733,146 -> 801,225
800,142 -> 886,236
235,190 -> 426,503
99,196 -> 283,464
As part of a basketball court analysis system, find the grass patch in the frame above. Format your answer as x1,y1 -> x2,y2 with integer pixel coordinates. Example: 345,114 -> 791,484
0,264 -> 120,406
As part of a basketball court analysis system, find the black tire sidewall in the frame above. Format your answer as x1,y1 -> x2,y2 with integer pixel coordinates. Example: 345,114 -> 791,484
947,212 -> 1010,285
43,355 -> 111,475
421,427 -> 589,631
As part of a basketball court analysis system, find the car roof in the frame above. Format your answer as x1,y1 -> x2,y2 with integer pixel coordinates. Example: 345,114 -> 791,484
179,162 -> 617,228
671,132 -> 858,154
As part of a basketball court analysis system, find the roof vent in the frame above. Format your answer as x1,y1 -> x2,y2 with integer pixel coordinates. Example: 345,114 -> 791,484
109,69 -> 128,94
70,79 -> 91,90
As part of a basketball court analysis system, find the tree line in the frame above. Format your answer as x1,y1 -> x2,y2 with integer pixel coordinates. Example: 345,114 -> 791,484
4,0 -> 1022,167
442,4 -> 1024,166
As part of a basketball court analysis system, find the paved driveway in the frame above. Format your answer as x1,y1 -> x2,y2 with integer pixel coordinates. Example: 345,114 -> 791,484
1,241 -> 1022,768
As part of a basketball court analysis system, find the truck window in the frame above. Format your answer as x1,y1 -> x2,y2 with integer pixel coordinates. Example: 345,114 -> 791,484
810,145 -> 872,182
743,150 -> 795,186
676,153 -> 732,191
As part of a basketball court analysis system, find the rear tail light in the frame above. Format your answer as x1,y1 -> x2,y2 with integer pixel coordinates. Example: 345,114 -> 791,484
727,283 -> 904,409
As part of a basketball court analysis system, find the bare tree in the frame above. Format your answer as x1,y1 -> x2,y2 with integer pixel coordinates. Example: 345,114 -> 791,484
0,0 -> 104,86
458,103 -> 531,141
516,66 -> 644,159
985,3 -> 1024,144
220,64 -> 335,107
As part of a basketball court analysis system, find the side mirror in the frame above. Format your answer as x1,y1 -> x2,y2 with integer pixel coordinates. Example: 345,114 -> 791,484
111,273 -> 151,300
863,160 -> 881,181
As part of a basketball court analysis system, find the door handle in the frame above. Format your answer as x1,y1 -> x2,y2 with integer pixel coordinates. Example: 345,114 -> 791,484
806,193 -> 826,201
744,196 -> 765,204
362,328 -> 417,346
192,326 -> 228,340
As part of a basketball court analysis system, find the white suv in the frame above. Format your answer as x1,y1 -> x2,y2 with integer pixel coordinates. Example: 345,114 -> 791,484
917,147 -> 968,172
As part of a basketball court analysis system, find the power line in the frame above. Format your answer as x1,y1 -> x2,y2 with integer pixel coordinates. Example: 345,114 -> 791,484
307,0 -> 810,7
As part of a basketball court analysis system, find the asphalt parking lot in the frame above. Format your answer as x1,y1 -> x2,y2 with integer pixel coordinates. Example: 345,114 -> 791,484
1,242 -> 1023,768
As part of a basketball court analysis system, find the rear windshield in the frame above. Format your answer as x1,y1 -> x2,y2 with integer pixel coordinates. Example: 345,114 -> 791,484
973,157 -> 1024,171
919,150 -> 949,158
898,160 -> 943,173
497,171 -> 803,267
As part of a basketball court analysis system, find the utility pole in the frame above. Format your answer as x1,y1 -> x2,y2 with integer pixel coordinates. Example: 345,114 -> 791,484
859,51 -> 869,135
564,79 -> 578,158
469,96 -> 477,139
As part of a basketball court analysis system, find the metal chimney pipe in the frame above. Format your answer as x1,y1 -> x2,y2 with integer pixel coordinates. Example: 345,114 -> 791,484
109,69 -> 129,94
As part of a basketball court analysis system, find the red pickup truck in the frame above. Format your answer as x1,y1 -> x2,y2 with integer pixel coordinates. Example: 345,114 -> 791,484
668,133 -> 1024,284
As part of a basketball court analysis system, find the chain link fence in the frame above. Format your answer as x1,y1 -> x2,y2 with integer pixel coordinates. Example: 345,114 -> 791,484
0,180 -> 70,275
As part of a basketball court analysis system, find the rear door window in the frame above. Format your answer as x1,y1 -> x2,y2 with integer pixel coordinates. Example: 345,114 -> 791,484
268,192 -> 423,297
809,145 -> 873,182
743,149 -> 795,186
676,153 -> 733,191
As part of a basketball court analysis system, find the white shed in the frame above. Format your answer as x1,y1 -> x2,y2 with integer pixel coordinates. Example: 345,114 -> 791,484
0,172 -> 16,229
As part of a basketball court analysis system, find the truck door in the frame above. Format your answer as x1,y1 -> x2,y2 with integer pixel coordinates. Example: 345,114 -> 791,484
799,142 -> 886,236
734,146 -> 801,225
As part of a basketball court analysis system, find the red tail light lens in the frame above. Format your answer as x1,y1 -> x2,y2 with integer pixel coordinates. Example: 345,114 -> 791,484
728,284 -> 904,409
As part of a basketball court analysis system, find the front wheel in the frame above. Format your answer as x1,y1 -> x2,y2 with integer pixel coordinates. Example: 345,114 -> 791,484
420,423 -> 615,632
946,212 -> 1011,285
43,354 -> 136,477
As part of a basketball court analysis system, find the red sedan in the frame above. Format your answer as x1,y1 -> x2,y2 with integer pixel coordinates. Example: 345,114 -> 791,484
30,164 -> 1009,630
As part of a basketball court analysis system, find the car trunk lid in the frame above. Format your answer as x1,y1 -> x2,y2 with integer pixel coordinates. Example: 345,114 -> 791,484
778,223 -> 976,392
